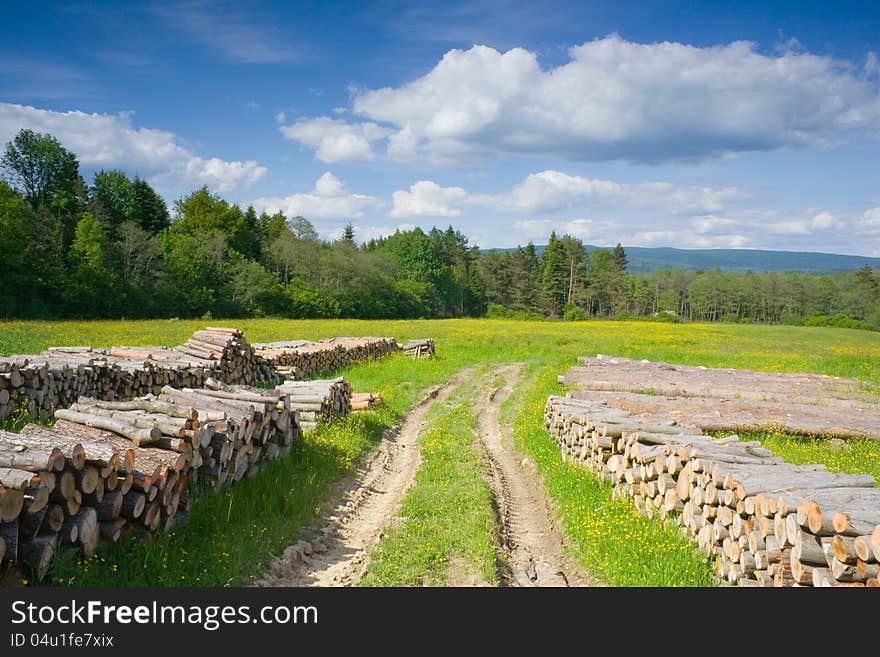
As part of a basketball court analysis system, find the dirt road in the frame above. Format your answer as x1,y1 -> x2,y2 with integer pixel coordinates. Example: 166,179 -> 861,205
258,371 -> 469,587
475,364 -> 593,587
259,365 -> 592,587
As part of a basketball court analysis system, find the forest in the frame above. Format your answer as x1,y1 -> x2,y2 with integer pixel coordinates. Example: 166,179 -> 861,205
2,129 -> 878,329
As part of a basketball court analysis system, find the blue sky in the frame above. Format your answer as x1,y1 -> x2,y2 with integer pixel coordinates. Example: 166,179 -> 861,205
2,1 -> 880,254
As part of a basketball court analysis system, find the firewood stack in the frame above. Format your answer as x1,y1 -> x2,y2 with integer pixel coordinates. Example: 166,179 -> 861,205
0,382 -> 299,582
350,392 -> 381,411
403,339 -> 435,359
275,377 -> 352,433
253,337 -> 401,380
0,328 -> 282,423
544,393 -> 880,587
178,328 -> 278,386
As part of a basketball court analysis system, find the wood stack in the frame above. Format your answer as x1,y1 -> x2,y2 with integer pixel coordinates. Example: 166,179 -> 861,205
275,378 -> 352,433
178,328 -> 278,386
253,337 -> 400,380
0,328 -> 281,422
350,392 -> 381,412
544,392 -> 880,588
558,354 -> 880,440
403,339 -> 435,359
0,382 -> 299,581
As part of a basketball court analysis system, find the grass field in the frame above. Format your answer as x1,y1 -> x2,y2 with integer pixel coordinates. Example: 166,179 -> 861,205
2,318 -> 878,587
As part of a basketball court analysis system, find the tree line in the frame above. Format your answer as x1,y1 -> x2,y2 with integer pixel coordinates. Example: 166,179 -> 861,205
1,129 -> 878,329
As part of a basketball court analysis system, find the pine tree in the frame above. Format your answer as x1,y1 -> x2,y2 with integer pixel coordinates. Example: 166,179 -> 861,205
132,177 -> 170,234
612,242 -> 628,272
541,231 -> 568,317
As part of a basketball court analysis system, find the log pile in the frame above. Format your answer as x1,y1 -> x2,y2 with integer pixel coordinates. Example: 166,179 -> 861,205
0,328 -> 282,422
253,337 -> 400,380
350,392 -> 381,412
403,339 -> 435,359
275,378 -> 352,433
544,393 -> 880,587
559,354 -> 880,440
0,383 -> 299,581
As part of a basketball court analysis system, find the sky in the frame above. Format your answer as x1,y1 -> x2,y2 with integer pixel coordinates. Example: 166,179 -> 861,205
2,0 -> 880,254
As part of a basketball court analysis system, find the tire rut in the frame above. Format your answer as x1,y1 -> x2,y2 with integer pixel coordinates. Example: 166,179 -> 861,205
256,370 -> 470,587
476,364 -> 594,587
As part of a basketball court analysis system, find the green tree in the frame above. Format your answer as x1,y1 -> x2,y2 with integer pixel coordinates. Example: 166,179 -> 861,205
2,129 -> 86,248
0,181 -> 34,313
112,221 -> 166,315
541,232 -> 568,317
2,129 -> 85,213
612,242 -> 628,272
172,187 -> 256,256
560,235 -> 587,305
91,170 -> 137,231
341,222 -> 356,244
65,213 -> 117,316
289,215 -> 319,241
132,177 -> 170,234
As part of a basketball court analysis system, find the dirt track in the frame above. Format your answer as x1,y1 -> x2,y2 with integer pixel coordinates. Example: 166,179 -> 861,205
259,365 -> 592,587
258,370 -> 470,587
475,364 -> 593,587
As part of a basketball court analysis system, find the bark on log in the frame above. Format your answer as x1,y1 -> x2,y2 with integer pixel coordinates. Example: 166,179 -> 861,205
18,534 -> 55,581
54,409 -> 160,447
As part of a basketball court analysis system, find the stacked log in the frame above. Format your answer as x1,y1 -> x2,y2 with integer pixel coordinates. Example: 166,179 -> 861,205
403,339 -> 435,359
253,337 -> 401,380
0,383 -> 299,581
178,328 -> 278,386
275,378 -> 352,433
544,393 -> 880,588
558,354 -> 880,440
350,392 -> 381,412
0,328 -> 283,422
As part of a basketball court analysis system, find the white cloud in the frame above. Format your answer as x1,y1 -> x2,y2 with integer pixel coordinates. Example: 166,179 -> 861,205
274,111 -> 286,124
514,218 -> 596,240
391,180 -> 468,217
0,103 -> 266,193
279,117 -> 392,163
339,36 -> 880,164
692,215 -> 740,234
809,211 -> 838,230
478,170 -> 741,216
252,171 -> 384,219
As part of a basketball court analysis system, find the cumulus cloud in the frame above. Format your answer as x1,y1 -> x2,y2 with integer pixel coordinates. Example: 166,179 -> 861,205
391,180 -> 468,217
334,35 -> 880,164
252,171 -> 384,219
514,218 -> 596,240
279,117 -> 392,163
0,103 -> 266,192
435,169 -> 742,216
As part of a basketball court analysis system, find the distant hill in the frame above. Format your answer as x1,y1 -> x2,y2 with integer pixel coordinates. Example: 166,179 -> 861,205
480,244 -> 880,274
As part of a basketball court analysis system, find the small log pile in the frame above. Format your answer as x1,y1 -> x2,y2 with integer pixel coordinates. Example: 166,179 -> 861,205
545,393 -> 880,587
0,328 -> 281,422
350,392 -> 381,412
403,339 -> 435,359
253,337 -> 400,380
275,378 -> 352,433
0,383 -> 299,581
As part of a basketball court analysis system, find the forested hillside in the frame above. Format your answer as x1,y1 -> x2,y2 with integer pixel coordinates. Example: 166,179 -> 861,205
2,129 -> 878,329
